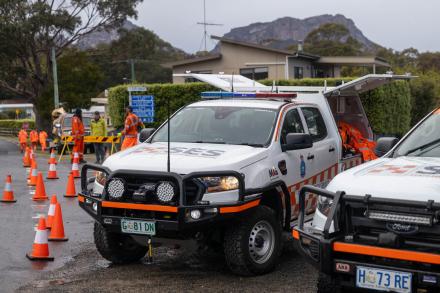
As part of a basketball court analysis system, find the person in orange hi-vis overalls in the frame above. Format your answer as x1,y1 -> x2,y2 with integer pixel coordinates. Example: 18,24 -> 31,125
39,130 -> 48,152
18,128 -> 28,153
30,129 -> 39,151
121,106 -> 144,151
72,108 -> 85,163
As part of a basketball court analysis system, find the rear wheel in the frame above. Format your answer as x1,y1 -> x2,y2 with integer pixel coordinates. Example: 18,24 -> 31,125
317,272 -> 342,293
224,205 -> 281,276
94,222 -> 148,264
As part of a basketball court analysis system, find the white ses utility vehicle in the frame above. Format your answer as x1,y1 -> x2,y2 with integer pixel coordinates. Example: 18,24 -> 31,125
294,108 -> 440,293
79,74 -> 409,276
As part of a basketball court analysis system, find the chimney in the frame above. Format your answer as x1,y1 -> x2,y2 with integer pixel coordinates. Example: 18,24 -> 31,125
297,40 -> 303,52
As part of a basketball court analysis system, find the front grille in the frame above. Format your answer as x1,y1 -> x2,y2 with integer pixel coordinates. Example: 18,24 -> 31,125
105,173 -> 203,206
309,240 -> 320,260
346,204 -> 440,253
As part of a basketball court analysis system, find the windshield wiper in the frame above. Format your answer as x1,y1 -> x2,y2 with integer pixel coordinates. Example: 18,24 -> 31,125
404,138 -> 440,156
193,141 -> 226,144
239,143 -> 264,147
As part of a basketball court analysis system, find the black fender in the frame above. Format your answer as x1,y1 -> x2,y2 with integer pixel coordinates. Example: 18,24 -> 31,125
245,181 -> 291,231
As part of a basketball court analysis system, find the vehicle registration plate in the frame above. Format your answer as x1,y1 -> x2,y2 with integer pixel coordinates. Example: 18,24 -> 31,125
356,266 -> 412,293
121,219 -> 156,236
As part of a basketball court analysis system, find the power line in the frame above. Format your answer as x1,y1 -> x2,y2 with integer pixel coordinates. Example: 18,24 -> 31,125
196,0 -> 222,52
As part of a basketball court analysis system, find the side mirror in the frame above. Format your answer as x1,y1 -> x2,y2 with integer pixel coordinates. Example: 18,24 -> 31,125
139,128 -> 156,143
375,137 -> 399,157
282,133 -> 313,152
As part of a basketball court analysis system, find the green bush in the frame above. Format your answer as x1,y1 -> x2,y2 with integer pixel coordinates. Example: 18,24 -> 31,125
409,74 -> 439,125
108,79 -> 412,137
0,119 -> 35,130
360,81 -> 412,137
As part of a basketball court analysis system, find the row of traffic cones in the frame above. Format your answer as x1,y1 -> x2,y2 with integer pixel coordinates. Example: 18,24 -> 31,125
26,200 -> 68,261
15,149 -> 77,260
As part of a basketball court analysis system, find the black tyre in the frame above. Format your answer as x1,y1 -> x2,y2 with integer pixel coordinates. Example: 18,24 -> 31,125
317,272 -> 342,293
94,222 -> 148,264
224,205 -> 281,276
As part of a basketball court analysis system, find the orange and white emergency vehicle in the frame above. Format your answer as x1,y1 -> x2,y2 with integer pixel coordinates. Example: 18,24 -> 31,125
79,74 -> 410,276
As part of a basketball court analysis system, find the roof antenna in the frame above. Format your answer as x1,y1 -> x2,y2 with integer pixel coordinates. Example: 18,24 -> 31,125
167,96 -> 171,172
231,72 -> 234,92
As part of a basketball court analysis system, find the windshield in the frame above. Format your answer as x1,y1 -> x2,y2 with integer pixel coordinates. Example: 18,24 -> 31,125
151,106 -> 278,146
63,116 -> 91,128
393,109 -> 440,158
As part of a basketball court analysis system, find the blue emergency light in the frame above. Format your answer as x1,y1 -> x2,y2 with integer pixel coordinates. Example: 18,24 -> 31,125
201,91 -> 296,100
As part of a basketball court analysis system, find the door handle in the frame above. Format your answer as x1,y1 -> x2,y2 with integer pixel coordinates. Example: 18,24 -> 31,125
307,154 -> 315,160
329,147 -> 335,152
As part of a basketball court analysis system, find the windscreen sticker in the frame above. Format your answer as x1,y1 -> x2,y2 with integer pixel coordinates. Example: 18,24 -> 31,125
366,164 -> 440,177
121,146 -> 225,158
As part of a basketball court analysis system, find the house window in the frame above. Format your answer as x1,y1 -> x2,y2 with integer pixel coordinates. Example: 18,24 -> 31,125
239,67 -> 268,80
294,66 -> 303,79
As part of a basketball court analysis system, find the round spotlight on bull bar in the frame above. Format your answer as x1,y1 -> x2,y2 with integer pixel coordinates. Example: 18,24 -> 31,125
107,178 -> 125,200
156,181 -> 175,203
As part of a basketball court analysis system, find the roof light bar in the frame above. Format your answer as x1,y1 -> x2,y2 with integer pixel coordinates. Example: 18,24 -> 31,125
201,91 -> 297,100
368,211 -> 432,226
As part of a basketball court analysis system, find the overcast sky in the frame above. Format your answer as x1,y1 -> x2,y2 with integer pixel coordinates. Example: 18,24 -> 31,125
131,0 -> 440,53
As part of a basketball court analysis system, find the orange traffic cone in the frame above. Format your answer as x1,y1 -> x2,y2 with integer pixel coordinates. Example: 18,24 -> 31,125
28,161 -> 38,186
23,147 -> 31,167
48,148 -> 57,165
71,154 -> 80,178
64,173 -> 77,197
48,203 -> 68,241
28,159 -> 35,181
46,195 -> 57,229
1,175 -> 16,203
46,162 -> 59,179
32,172 -> 48,201
26,217 -> 54,261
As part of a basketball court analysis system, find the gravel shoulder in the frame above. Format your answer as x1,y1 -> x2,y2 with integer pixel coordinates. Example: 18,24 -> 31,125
18,238 -> 318,293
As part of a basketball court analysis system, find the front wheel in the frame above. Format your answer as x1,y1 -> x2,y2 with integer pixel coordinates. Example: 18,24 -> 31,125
224,205 -> 281,276
94,222 -> 148,264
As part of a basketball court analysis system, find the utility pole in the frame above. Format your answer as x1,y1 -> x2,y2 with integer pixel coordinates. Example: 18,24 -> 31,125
197,0 -> 223,52
51,47 -> 59,108
130,59 -> 136,82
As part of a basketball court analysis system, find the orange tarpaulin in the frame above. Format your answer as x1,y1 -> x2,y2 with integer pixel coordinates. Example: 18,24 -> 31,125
338,121 -> 377,161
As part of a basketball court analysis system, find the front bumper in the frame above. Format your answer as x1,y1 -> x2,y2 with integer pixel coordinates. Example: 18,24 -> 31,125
79,164 -> 261,238
293,185 -> 440,291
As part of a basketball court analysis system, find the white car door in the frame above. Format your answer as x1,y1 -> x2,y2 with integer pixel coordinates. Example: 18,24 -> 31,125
274,107 -> 310,220
298,106 -> 339,212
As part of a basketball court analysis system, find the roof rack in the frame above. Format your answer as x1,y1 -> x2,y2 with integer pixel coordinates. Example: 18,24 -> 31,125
201,91 -> 297,100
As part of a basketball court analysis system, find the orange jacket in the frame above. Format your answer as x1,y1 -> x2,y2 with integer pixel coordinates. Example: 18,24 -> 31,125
30,130 -> 39,143
122,113 -> 143,137
338,121 -> 377,161
18,130 -> 28,143
72,116 -> 84,139
39,131 -> 48,144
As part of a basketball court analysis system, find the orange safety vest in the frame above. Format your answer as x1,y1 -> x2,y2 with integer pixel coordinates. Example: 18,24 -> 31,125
338,121 -> 377,161
39,131 -> 48,144
72,116 -> 84,138
18,130 -> 28,143
123,113 -> 142,138
30,130 -> 39,143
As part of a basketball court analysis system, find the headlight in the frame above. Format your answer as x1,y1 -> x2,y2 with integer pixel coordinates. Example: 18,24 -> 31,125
317,196 -> 333,216
198,176 -> 239,193
107,178 -> 125,199
95,171 -> 107,186
156,181 -> 175,203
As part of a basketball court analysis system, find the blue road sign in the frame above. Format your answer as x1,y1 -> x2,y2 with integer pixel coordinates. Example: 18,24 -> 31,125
131,95 -> 154,123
